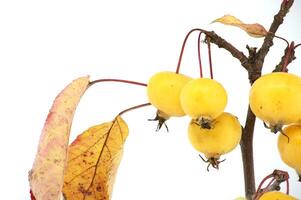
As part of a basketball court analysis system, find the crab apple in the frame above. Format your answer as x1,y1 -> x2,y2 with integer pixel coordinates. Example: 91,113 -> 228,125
278,124 -> 301,180
188,112 -> 241,170
180,78 -> 227,126
249,72 -> 301,132
259,191 -> 297,200
147,71 -> 191,117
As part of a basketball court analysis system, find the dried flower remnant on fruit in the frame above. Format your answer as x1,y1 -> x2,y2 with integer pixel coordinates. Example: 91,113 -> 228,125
199,154 -> 226,171
194,117 -> 214,129
148,110 -> 170,132
263,122 -> 290,142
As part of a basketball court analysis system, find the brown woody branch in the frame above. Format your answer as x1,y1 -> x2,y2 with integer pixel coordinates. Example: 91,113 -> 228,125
204,31 -> 250,71
257,0 -> 295,70
203,1 -> 295,199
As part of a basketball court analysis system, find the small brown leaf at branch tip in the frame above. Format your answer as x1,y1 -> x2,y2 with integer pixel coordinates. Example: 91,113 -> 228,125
63,115 -> 129,200
29,76 -> 90,200
211,15 -> 267,38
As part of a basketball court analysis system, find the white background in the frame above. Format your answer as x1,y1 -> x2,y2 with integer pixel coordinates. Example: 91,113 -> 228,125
0,0 -> 301,199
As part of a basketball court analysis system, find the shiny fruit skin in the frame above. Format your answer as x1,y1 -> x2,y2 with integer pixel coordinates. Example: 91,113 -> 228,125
147,71 -> 191,117
250,72 -> 301,126
180,78 -> 227,119
278,125 -> 301,175
259,191 -> 297,200
188,112 -> 241,158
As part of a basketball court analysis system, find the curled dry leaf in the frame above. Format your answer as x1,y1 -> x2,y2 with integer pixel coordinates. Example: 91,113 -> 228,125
29,76 -> 90,200
63,116 -> 129,200
211,15 -> 267,38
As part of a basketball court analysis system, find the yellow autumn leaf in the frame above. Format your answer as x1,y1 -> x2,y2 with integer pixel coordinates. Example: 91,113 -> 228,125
63,115 -> 129,200
212,14 -> 267,38
29,76 -> 90,200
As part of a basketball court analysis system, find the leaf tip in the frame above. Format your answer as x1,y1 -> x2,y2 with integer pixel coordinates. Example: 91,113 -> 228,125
30,190 -> 36,200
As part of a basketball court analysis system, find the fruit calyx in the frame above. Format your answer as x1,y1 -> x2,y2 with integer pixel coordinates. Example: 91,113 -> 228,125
199,154 -> 225,171
263,122 -> 283,134
148,110 -> 170,132
195,117 -> 214,129
263,122 -> 290,142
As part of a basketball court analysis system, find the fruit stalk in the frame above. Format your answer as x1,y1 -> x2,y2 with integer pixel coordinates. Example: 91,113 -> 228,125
89,78 -> 147,87
176,28 -> 204,74
118,103 -> 151,116
197,31 -> 204,78
206,37 -> 214,79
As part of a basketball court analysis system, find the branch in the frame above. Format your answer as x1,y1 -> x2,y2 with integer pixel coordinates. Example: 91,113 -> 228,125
197,2 -> 295,199
274,42 -> 296,72
256,0 -> 294,69
240,107 -> 256,199
205,31 -> 250,71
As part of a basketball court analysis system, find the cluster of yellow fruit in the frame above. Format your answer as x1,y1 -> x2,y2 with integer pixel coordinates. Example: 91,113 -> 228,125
259,191 -> 297,200
234,191 -> 297,200
250,72 -> 301,181
147,71 -> 242,170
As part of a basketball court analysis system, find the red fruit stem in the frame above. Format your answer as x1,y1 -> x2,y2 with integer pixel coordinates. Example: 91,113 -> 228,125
254,176 -> 275,200
176,28 -> 205,74
206,37 -> 214,79
118,102 -> 151,116
197,31 -> 204,78
282,41 -> 295,72
89,78 -> 147,87
254,170 -> 290,199
255,173 -> 274,196
264,177 -> 276,192
273,34 -> 290,47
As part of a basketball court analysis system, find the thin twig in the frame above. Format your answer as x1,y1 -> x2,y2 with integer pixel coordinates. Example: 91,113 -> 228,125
197,32 -> 204,78
206,37 -> 214,79
89,78 -> 147,87
118,103 -> 151,116
254,169 -> 290,200
176,28 -> 205,73
204,31 -> 250,71
273,34 -> 290,47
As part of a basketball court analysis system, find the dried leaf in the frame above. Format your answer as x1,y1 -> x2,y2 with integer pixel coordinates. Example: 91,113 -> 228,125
212,15 -> 267,38
29,76 -> 90,200
212,14 -> 243,25
63,116 -> 129,200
